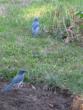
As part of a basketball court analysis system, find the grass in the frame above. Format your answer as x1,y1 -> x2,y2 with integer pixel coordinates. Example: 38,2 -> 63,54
0,0 -> 83,94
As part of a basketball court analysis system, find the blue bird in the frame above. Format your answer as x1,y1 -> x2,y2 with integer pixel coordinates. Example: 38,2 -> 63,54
2,70 -> 26,92
32,17 -> 40,37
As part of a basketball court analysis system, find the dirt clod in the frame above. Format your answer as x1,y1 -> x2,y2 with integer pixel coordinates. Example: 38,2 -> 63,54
71,95 -> 83,110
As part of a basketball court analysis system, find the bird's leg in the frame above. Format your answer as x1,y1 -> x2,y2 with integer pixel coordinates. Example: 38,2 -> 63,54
17,81 -> 24,88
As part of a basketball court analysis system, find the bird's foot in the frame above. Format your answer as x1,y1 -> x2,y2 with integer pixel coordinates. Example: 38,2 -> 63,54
16,82 -> 24,88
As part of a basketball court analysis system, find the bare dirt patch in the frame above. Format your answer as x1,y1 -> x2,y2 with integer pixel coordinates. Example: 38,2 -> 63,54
0,81 -> 73,110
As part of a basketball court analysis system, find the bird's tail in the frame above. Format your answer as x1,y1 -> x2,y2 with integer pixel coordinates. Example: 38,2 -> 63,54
2,83 -> 13,92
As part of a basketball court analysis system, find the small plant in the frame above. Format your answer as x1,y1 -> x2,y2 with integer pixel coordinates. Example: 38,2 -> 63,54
76,11 -> 83,18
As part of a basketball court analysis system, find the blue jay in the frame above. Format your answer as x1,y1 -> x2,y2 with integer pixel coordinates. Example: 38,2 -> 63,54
32,17 -> 40,37
2,70 -> 26,92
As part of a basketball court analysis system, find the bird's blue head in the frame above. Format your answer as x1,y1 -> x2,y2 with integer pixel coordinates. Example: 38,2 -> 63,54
18,70 -> 27,75
34,17 -> 38,21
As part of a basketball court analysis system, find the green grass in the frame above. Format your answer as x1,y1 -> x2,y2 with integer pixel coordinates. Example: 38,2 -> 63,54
0,0 -> 83,94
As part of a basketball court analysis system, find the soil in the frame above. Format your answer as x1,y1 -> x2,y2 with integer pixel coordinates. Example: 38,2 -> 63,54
0,81 -> 73,110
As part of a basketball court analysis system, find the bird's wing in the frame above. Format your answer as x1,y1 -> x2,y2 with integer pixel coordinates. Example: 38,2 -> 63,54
11,74 -> 24,84
32,21 -> 39,30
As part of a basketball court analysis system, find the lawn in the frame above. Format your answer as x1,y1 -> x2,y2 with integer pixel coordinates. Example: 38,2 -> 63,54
0,0 -> 83,94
